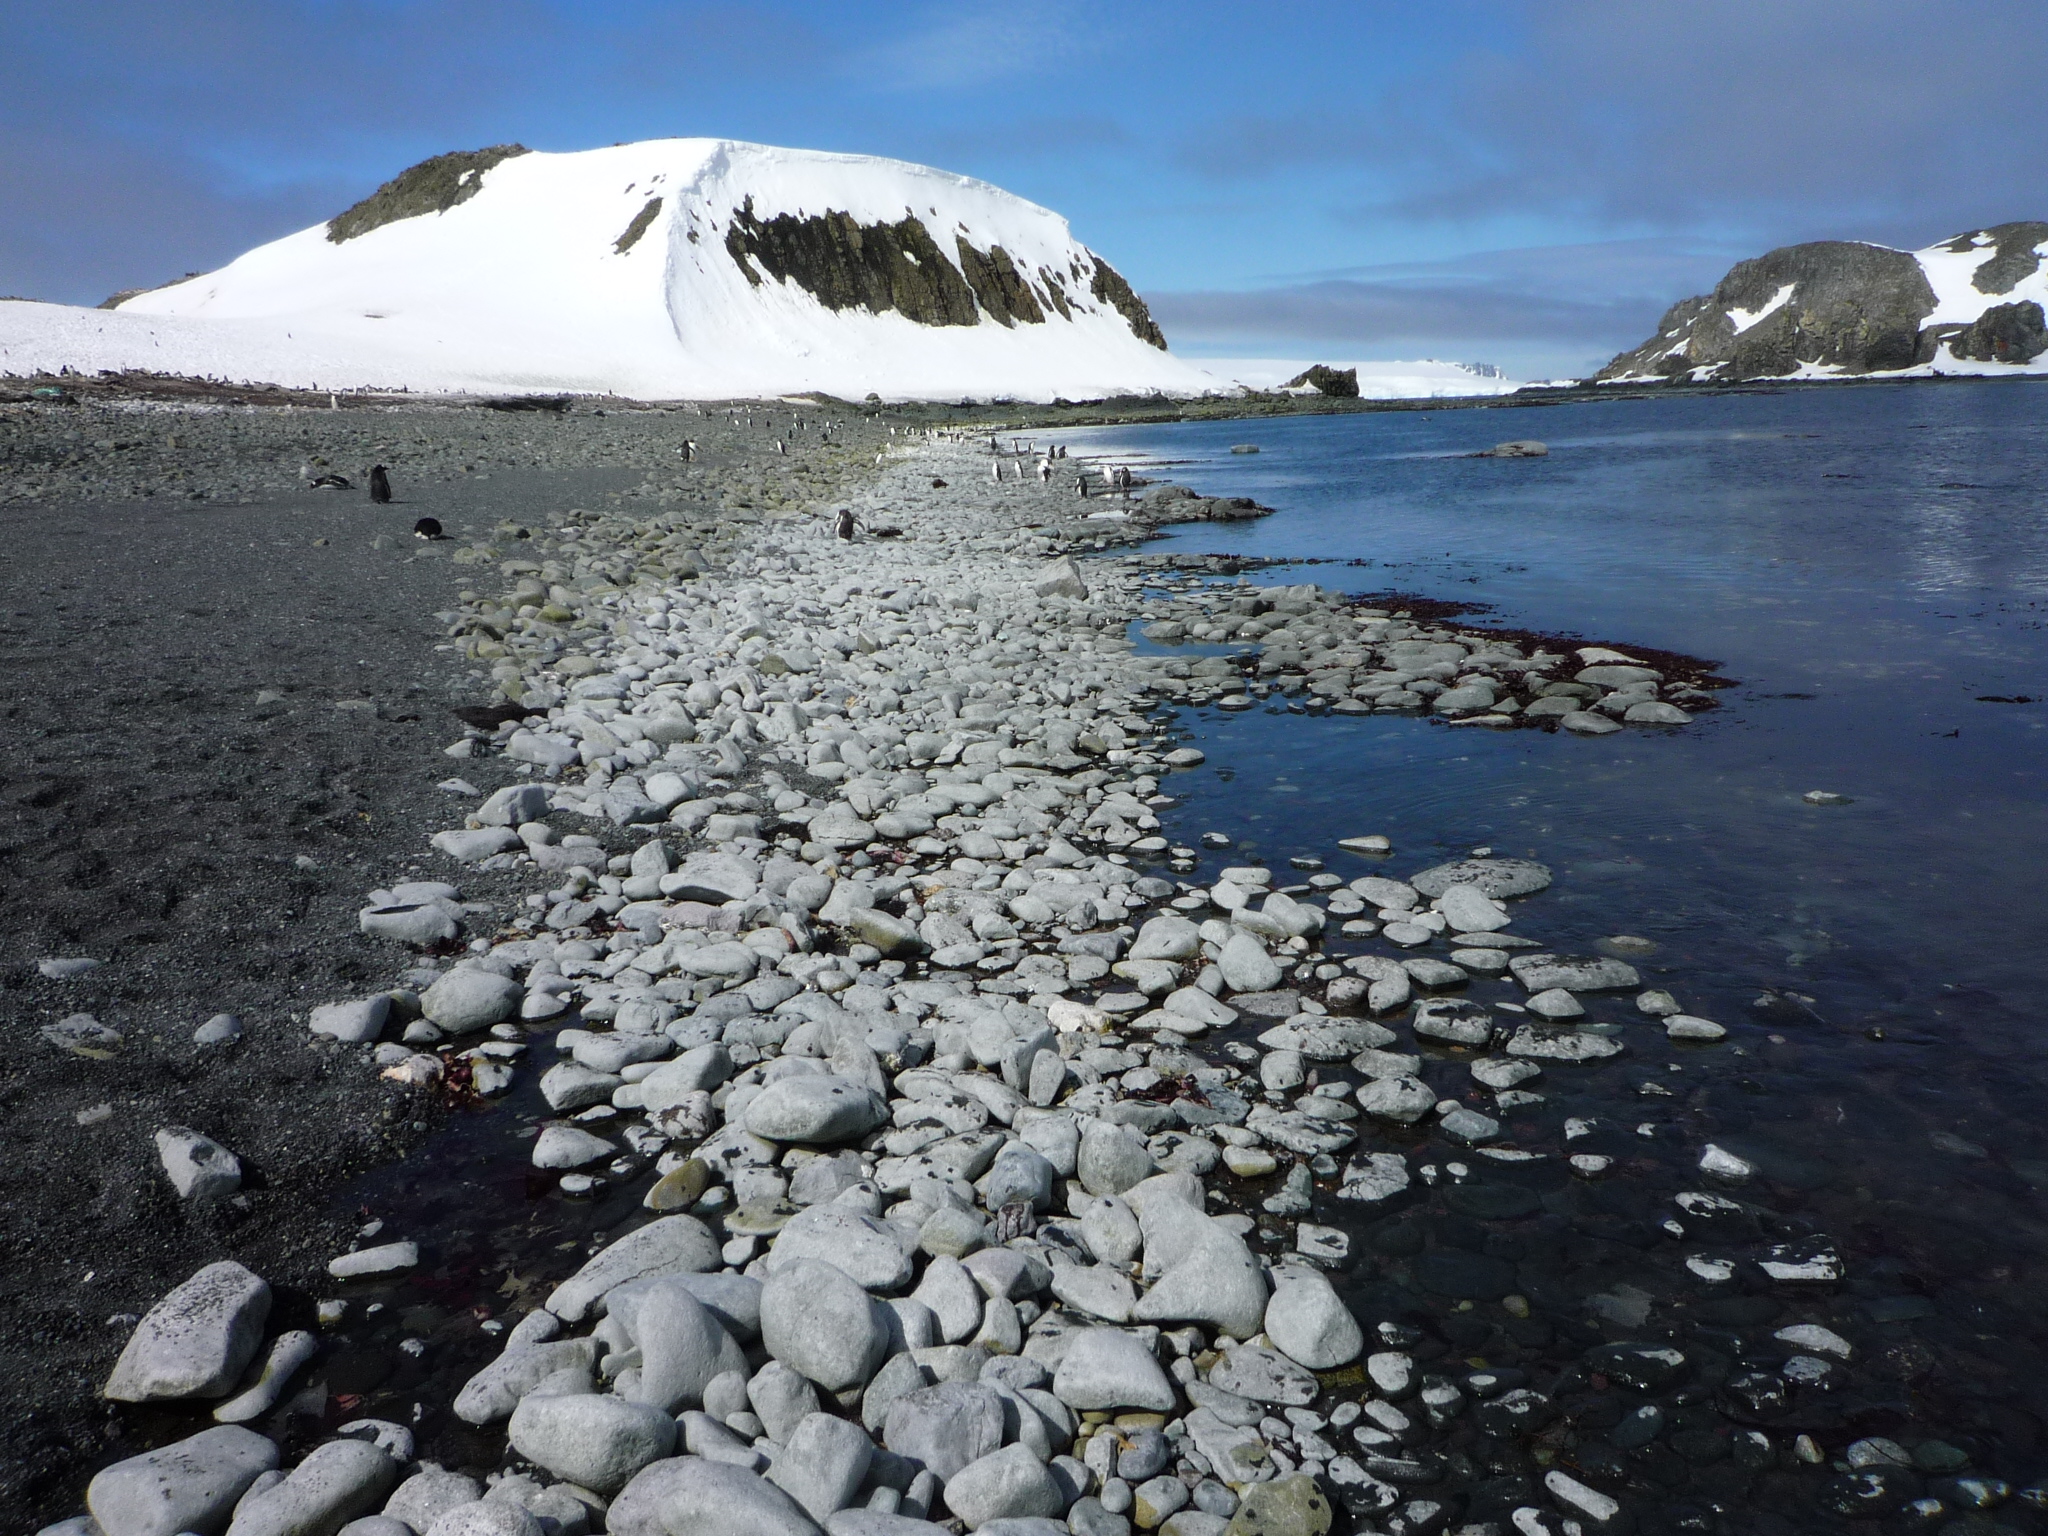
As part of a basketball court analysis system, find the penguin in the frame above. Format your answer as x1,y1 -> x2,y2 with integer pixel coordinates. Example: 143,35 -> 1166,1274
834,509 -> 858,542
369,465 -> 391,504
413,516 -> 443,540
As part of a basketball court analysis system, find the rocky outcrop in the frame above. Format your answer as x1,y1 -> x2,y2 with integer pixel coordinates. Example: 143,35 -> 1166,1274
327,145 -> 531,244
1282,365 -> 1360,397
1600,241 -> 1933,381
1600,221 -> 2048,382
725,201 -> 981,327
1087,254 -> 1168,348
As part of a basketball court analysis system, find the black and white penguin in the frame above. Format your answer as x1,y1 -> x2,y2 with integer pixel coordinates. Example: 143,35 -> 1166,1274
369,465 -> 392,504
413,517 -> 443,540
834,509 -> 857,542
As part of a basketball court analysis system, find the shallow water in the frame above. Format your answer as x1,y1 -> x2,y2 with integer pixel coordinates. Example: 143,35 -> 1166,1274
1048,382 -> 2048,1517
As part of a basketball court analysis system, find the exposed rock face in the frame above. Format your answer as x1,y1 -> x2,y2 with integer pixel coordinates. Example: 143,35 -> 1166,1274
725,201 -> 981,327
1949,300 -> 2048,364
328,145 -> 531,243
721,197 -> 1167,349
1602,241 -> 1933,381
1088,255 -> 1169,348
1601,221 -> 2048,382
1953,220 -> 2048,294
614,197 -> 663,254
1283,364 -> 1360,397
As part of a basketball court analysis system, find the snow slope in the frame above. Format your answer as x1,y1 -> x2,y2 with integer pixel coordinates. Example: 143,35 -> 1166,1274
0,139 -> 1218,402
1192,357 -> 1519,398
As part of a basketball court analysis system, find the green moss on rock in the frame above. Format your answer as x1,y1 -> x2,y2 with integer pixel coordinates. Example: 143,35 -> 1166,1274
327,145 -> 531,244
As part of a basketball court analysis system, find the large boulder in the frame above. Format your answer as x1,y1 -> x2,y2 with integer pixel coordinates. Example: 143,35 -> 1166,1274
608,1458 -> 823,1536
1050,1329 -> 1177,1412
104,1261 -> 271,1402
87,1425 -> 280,1536
1263,1268 -> 1363,1370
506,1394 -> 677,1496
759,1260 -> 890,1393
884,1381 -> 1008,1481
943,1444 -> 1064,1528
745,1076 -> 889,1144
610,1279 -> 751,1412
223,1439 -> 396,1536
546,1216 -> 721,1322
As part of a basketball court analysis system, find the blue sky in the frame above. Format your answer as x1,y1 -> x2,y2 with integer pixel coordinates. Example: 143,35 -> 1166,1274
4,1 -> 2042,377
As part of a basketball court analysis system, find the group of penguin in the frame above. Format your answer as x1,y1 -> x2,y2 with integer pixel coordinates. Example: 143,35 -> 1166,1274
307,462 -> 441,540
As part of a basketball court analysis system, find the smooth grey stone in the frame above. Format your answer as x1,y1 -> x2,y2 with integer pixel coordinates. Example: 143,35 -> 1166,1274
194,1013 -> 244,1045
1435,884 -> 1509,932
155,1126 -> 242,1201
1066,1497 -> 1130,1536
540,1061 -> 623,1112
1208,1345 -> 1318,1406
1117,1430 -> 1171,1483
746,1076 -> 888,1144
88,1424 -> 279,1536
862,1350 -> 931,1433
1127,917 -> 1200,962
1048,1261 -> 1134,1325
532,1124 -> 613,1170
761,1260 -> 889,1393
453,1338 -> 602,1424
506,1393 -> 675,1496
339,1518 -> 414,1536
767,1205 -> 912,1291
609,1279 -> 750,1412
943,1445 -> 1064,1529
104,1260 -> 270,1402
359,904 -> 460,946
1131,1226 -> 1267,1339
384,1471 -> 484,1536
607,1458 -> 822,1536
214,1331 -> 318,1423
477,783 -> 551,826
1409,858 -> 1551,899
1410,998 -> 1493,1046
1263,1268 -> 1363,1369
421,968 -> 522,1034
224,1439 -> 395,1536
884,1381 -> 1007,1481
824,1513 -> 947,1536
1076,1122 -> 1153,1197
910,1256 -> 985,1344
1354,1076 -> 1434,1125
1508,953 -> 1641,992
1217,933 -> 1283,994
424,1505 -> 543,1536
767,1412 -> 874,1521
679,1410 -> 768,1470
1052,1329 -> 1176,1412
1078,1197 -> 1141,1267
981,1142 -> 1056,1212
309,996 -> 390,1044
749,1360 -> 822,1444
546,1216 -> 721,1322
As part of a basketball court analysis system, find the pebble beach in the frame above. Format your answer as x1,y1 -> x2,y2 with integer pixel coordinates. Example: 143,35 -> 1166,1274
8,391 -> 2029,1536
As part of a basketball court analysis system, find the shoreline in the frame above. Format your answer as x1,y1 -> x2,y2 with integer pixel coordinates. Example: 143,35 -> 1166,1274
18,408 -> 2027,1536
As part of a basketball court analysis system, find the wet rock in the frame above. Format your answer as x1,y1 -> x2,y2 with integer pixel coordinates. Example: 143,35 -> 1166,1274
1223,1474 -> 1331,1536
1132,1225 -> 1268,1338
1209,1345 -> 1317,1406
1263,1268 -> 1363,1369
611,1279 -> 751,1412
215,1331 -> 318,1424
1409,859 -> 1550,900
384,1471 -> 484,1536
547,1216 -> 722,1322
1218,934 -> 1283,994
88,1425 -> 280,1536
105,1260 -> 271,1402
422,968 -> 523,1033
1509,954 -> 1640,992
1355,1076 -> 1434,1125
309,996 -> 391,1044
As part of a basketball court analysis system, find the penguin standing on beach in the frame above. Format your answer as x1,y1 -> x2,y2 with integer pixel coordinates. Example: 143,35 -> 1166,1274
834,509 -> 858,542
369,465 -> 392,504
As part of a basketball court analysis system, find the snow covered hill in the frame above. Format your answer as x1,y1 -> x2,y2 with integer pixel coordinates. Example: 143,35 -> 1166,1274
0,139 -> 1219,402
1599,222 -> 2048,383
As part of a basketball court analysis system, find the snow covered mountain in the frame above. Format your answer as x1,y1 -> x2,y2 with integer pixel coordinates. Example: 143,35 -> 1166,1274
1599,223 -> 2048,383
0,139 -> 1217,401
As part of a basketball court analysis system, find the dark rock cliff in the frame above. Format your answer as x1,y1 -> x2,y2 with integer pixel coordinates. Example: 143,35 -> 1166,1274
327,145 -> 531,244
1599,223 -> 2048,381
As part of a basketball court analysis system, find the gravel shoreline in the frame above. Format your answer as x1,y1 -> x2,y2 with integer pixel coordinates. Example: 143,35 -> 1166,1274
15,400 -> 2033,1536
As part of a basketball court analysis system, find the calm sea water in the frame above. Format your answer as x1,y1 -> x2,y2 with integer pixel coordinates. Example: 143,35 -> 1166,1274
1049,382 -> 2048,1509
